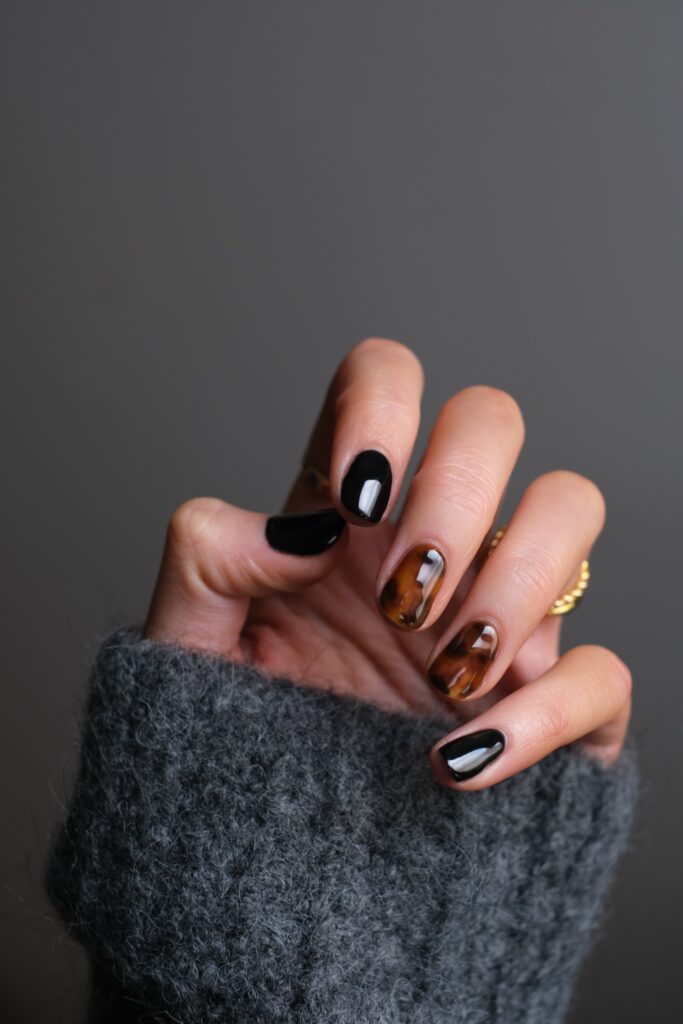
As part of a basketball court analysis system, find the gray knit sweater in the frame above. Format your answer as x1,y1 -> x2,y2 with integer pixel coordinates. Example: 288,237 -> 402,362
47,628 -> 638,1024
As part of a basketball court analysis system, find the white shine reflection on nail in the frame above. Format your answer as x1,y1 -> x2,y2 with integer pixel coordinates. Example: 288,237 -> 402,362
357,479 -> 381,517
416,562 -> 432,586
445,746 -> 490,773
415,550 -> 442,588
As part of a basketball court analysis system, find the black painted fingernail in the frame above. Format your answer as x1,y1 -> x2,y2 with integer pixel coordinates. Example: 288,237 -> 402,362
265,508 -> 346,555
438,729 -> 505,781
341,449 -> 392,523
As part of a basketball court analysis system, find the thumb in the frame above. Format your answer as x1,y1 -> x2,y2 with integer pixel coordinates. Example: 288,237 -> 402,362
144,498 -> 347,658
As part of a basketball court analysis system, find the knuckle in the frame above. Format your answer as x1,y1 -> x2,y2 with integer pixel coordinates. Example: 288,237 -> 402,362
582,644 -> 633,704
355,334 -> 419,361
336,380 -> 413,420
453,385 -> 525,438
530,696 -> 571,741
229,545 -> 271,593
445,478 -> 494,520
334,338 -> 423,423
168,497 -> 224,553
497,543 -> 563,603
418,450 -> 498,522
532,470 -> 606,526
352,336 -> 424,380
353,336 -> 398,357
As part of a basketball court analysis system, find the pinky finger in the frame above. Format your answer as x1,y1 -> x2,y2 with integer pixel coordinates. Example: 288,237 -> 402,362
430,645 -> 632,791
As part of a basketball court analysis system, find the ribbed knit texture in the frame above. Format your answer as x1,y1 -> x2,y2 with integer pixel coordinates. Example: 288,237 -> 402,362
47,628 -> 639,1024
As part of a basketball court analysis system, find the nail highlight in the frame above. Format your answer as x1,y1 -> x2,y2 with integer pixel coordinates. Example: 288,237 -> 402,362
379,545 -> 446,629
340,450 -> 392,523
428,621 -> 499,699
438,729 -> 505,781
265,508 -> 345,555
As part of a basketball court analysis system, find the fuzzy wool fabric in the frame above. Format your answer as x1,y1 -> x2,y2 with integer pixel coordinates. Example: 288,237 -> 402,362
47,628 -> 638,1024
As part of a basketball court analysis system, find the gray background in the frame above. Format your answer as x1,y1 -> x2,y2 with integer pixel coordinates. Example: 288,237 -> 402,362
1,2 -> 681,1020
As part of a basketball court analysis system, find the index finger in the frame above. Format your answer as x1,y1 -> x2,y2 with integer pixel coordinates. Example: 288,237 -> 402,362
285,337 -> 424,524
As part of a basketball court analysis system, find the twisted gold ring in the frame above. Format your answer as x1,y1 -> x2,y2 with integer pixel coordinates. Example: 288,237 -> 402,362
487,524 -> 591,616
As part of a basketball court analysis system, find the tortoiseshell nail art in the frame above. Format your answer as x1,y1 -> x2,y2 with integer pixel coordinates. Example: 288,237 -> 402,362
428,621 -> 499,700
378,545 -> 446,629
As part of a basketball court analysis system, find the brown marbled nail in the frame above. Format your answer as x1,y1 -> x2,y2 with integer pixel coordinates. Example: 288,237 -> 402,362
428,621 -> 499,699
378,545 -> 446,629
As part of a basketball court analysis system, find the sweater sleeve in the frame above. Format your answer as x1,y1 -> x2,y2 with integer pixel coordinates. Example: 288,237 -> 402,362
47,627 -> 638,1024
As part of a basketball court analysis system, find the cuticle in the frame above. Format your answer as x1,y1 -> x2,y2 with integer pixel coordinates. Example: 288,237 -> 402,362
430,615 -> 503,659
426,618 -> 503,702
437,726 -> 508,750
341,445 -> 392,478
380,540 -> 447,588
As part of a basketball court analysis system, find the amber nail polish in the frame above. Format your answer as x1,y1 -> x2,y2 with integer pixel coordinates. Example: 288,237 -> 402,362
379,546 -> 446,629
438,729 -> 505,781
428,621 -> 499,699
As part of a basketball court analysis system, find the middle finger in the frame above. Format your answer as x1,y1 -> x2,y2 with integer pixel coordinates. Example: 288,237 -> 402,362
376,385 -> 525,630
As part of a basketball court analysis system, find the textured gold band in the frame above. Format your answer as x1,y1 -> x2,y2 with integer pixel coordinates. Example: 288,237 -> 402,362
486,524 -> 591,616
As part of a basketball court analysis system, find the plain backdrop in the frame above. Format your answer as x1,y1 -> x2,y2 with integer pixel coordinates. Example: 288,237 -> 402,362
2,3 -> 682,1021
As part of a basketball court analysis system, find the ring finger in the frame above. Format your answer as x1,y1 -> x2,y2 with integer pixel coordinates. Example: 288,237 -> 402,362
426,469 -> 606,702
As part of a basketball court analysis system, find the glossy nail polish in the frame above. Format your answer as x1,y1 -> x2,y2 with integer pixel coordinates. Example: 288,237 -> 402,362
428,621 -> 499,699
438,729 -> 505,781
341,450 -> 392,523
265,508 -> 345,555
379,545 -> 446,629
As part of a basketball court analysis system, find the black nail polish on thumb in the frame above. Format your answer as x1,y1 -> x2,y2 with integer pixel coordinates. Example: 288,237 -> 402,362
265,508 -> 346,556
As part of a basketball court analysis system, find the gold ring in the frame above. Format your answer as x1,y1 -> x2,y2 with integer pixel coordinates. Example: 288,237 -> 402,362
300,463 -> 331,497
486,524 -> 591,616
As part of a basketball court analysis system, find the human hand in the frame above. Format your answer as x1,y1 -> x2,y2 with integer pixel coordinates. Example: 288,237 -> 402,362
145,339 -> 631,789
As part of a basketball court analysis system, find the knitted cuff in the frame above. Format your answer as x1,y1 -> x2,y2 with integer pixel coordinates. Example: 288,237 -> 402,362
47,627 -> 639,1024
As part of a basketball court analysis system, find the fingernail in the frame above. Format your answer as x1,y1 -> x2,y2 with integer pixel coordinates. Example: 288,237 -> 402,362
265,508 -> 346,555
428,621 -> 499,699
438,729 -> 505,781
378,545 -> 446,629
341,450 -> 392,523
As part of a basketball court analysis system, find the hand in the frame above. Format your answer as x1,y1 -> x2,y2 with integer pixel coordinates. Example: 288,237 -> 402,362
145,338 -> 632,789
